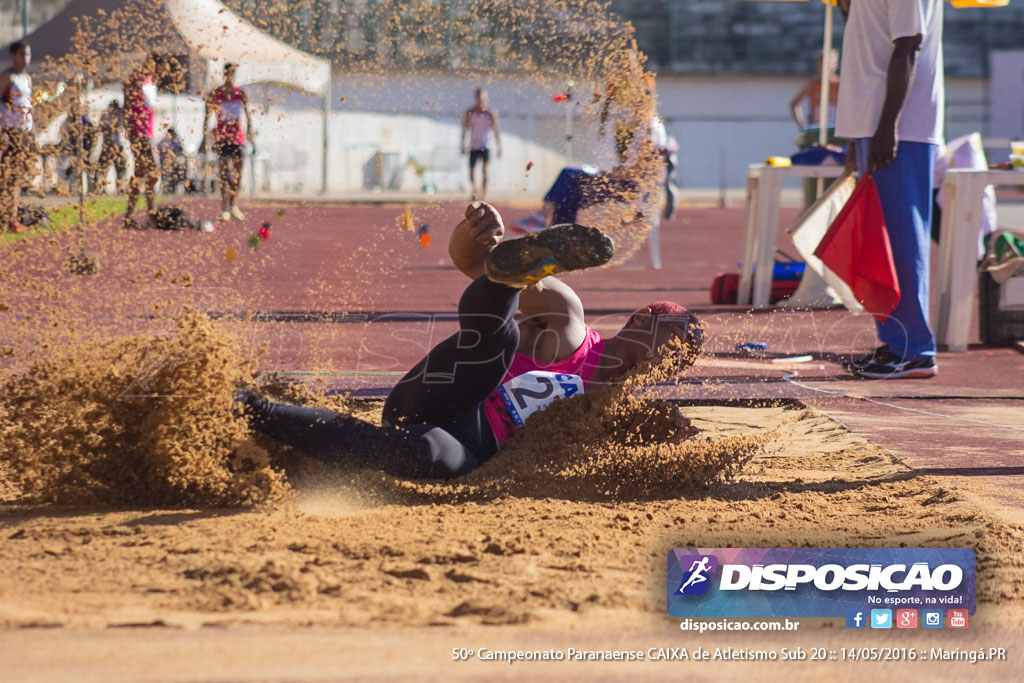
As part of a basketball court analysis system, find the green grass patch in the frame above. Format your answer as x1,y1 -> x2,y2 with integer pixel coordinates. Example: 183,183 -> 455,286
0,196 -> 162,247
47,197 -> 129,233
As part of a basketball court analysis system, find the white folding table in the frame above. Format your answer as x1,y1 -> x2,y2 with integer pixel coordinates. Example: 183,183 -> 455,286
738,163 -> 845,307
936,168 -> 1024,351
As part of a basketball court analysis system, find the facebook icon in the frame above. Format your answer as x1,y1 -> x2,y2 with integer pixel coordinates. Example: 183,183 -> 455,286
845,609 -> 867,629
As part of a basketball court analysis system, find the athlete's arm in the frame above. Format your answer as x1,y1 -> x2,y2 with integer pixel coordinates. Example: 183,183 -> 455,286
460,109 -> 470,154
0,72 -> 11,101
491,110 -> 502,157
199,95 -> 212,153
789,80 -> 812,128
242,90 -> 254,147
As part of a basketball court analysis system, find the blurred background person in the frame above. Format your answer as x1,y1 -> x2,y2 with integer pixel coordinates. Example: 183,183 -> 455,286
461,88 -> 502,201
57,108 -> 96,196
123,53 -> 164,229
0,41 -> 34,233
201,63 -> 253,221
158,127 -> 186,194
94,99 -> 126,193
790,49 -> 841,131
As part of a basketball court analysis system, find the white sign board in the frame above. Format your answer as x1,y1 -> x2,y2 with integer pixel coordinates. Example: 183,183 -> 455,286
990,50 -> 1024,145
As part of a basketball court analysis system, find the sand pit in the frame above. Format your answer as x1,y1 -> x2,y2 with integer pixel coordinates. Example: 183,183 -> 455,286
3,399 -> 1023,630
0,311 -> 287,507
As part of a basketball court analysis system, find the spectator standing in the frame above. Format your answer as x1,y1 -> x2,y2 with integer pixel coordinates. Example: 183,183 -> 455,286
123,53 -> 164,229
201,63 -> 253,222
158,128 -> 186,194
836,0 -> 944,379
790,50 -> 841,130
461,88 -> 502,201
94,100 -> 126,193
0,41 -> 34,233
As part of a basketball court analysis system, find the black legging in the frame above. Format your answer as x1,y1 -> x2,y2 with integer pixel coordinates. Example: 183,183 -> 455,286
243,276 -> 521,479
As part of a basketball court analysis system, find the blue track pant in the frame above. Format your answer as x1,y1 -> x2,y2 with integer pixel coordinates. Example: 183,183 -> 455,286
854,138 -> 937,360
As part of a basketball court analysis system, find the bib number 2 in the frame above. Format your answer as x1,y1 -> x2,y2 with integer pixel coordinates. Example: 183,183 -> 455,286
497,371 -> 584,428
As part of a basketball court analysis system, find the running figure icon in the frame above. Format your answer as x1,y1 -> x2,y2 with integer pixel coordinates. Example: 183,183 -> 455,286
677,556 -> 713,594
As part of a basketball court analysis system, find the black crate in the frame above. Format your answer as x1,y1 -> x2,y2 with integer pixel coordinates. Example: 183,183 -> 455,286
978,272 -> 1024,346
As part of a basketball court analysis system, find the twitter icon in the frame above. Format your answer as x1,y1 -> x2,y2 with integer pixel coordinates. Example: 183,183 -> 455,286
870,609 -> 892,629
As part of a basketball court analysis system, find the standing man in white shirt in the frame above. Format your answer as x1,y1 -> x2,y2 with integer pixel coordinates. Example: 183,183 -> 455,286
461,88 -> 502,201
0,41 -> 33,234
836,0 -> 943,379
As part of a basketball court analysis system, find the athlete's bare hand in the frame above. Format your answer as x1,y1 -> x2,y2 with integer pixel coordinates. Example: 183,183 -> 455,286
465,201 -> 504,247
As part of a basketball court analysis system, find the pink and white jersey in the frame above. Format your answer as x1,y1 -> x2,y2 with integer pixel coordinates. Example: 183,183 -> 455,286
1,70 -> 33,131
466,109 -> 493,150
483,326 -> 605,443
209,86 -> 246,145
127,75 -> 157,139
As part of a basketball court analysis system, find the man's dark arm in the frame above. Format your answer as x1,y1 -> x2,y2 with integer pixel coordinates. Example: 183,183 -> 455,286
869,34 -> 922,172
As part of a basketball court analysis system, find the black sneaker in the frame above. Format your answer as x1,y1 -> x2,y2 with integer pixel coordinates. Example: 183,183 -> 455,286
842,344 -> 890,372
484,223 -> 614,288
853,350 -> 937,379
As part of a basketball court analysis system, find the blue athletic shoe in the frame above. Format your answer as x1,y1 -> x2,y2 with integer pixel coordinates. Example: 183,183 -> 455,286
852,350 -> 937,379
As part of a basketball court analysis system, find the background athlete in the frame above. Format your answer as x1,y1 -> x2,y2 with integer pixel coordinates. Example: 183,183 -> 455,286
241,202 -> 703,479
200,63 -> 253,222
122,53 -> 164,229
94,100 -> 126,193
461,88 -> 502,201
0,41 -> 34,234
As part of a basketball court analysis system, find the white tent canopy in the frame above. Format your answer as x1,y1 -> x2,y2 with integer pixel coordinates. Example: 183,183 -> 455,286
163,0 -> 330,96
163,0 -> 331,192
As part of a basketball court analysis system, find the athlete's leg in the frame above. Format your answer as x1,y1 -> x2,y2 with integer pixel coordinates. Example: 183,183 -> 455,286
241,393 -> 479,478
139,139 -> 157,211
468,152 -> 479,200
0,134 -> 19,229
144,155 -> 157,212
115,149 -> 126,192
230,152 -> 243,207
383,274 -> 521,457
543,167 -> 586,224
125,138 -> 142,225
855,138 -> 936,361
125,173 -> 139,219
218,153 -> 231,213
480,158 -> 489,200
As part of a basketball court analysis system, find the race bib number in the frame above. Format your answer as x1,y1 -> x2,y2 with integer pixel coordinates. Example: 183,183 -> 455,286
497,371 -> 584,428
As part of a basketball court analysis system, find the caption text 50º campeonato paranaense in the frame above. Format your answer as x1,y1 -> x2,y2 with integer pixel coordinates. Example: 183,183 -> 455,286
452,646 -> 1009,665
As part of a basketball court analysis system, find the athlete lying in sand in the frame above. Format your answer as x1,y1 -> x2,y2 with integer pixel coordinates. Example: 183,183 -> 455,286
240,203 -> 703,479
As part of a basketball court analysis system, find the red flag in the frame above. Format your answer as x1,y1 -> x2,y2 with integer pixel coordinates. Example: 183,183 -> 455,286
813,176 -> 901,322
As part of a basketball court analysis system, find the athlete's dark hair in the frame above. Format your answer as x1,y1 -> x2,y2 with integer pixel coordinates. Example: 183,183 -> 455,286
10,41 -> 29,56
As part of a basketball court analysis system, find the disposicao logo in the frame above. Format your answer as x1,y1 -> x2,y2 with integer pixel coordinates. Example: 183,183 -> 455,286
674,555 -> 718,596
666,548 -> 976,619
